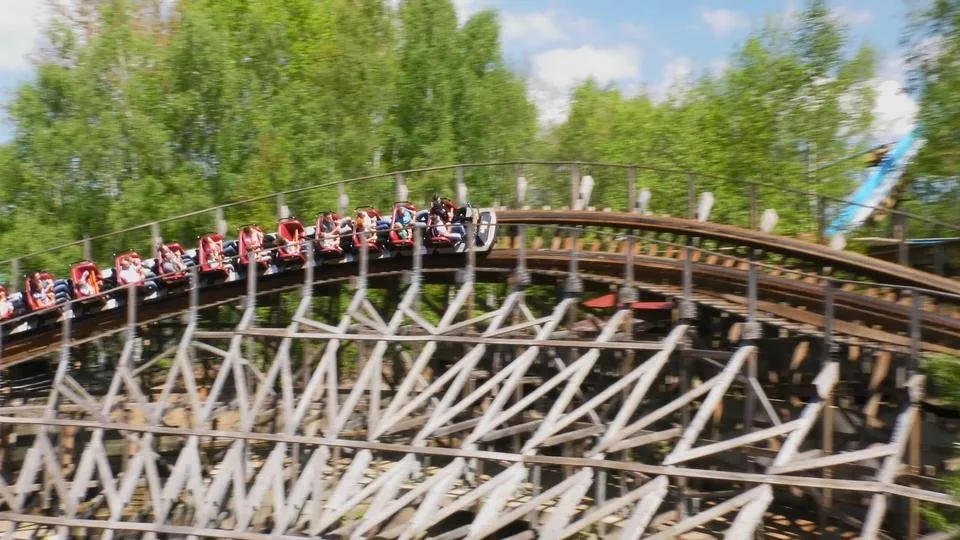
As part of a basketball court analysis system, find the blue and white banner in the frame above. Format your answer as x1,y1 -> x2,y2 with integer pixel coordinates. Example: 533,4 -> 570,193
826,128 -> 924,238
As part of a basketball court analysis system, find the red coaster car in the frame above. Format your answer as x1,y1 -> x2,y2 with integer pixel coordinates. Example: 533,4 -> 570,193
155,242 -> 189,284
0,285 -> 15,320
238,224 -> 271,268
115,251 -> 151,287
70,260 -> 104,301
25,271 -> 59,310
276,217 -> 306,263
352,208 -> 382,252
198,233 -> 233,277
389,202 -> 417,248
315,212 -> 344,256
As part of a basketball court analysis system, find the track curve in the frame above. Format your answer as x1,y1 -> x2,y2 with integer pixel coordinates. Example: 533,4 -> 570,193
3,243 -> 958,367
498,210 -> 960,296
3,210 -> 958,367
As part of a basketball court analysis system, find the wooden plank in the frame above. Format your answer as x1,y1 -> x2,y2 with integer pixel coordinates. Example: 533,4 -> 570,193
646,485 -> 770,540
668,420 -> 800,465
720,295 -> 957,355
0,512 -> 308,540
768,444 -> 894,475
2,416 -> 958,507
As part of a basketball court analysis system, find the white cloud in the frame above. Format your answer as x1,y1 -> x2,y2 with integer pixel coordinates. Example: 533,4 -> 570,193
451,0 -> 487,24
872,79 -> 918,142
500,10 -> 566,47
697,7 -> 748,38
709,58 -> 729,77
836,54 -> 916,143
0,0 -> 50,72
652,56 -> 695,102
832,6 -> 873,26
528,45 -> 642,125
499,9 -> 600,48
848,55 -> 918,143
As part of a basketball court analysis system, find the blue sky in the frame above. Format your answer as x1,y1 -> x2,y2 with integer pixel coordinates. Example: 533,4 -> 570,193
0,0 -> 918,140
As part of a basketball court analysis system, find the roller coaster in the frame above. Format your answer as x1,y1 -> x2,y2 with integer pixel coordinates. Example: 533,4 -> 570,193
0,161 -> 958,539
0,201 -> 498,338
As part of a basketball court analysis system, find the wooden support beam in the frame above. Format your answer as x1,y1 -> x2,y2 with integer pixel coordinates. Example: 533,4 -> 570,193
646,485 -> 771,540
2,415 -> 956,507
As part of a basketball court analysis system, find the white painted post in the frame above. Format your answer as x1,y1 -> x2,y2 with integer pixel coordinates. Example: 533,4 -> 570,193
760,209 -> 778,234
575,175 -> 594,211
215,207 -> 227,236
515,172 -> 529,287
151,222 -> 162,254
395,173 -> 407,202
697,192 -> 714,222
456,166 -> 468,204
338,183 -> 349,218
246,250 -> 257,310
637,188 -> 651,214
10,258 -> 19,293
358,225 -> 369,291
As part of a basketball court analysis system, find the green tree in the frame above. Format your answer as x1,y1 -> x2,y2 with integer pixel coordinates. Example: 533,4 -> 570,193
388,0 -> 460,170
908,0 -> 960,175
902,0 -> 960,238
453,10 -> 536,205
543,0 -> 877,233
923,353 -> 960,532
0,0 -> 536,274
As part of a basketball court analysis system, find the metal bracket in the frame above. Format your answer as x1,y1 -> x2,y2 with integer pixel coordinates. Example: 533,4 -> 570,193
679,299 -> 697,321
743,322 -> 763,342
618,286 -> 638,305
564,276 -> 583,295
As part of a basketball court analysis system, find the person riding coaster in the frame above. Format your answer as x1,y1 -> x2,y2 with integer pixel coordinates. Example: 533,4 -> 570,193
202,235 -> 224,268
391,202 -> 416,244
24,272 -> 56,310
77,269 -> 100,297
126,253 -> 160,292
317,212 -> 342,251
199,234 -> 235,278
431,201 -> 467,242
240,225 -> 271,263
428,195 -> 455,222
276,218 -> 306,259
395,206 -> 414,239
35,274 -> 56,307
428,212 -> 462,245
424,194 -> 477,242
70,261 -> 103,300
280,229 -> 300,256
118,256 -> 144,285
0,287 -> 13,319
158,244 -> 186,275
353,208 -> 381,249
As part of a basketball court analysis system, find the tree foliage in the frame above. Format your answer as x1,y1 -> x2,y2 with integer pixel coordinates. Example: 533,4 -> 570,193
0,0 -> 898,272
909,0 -> 960,175
0,0 -> 535,270
923,353 -> 960,531
902,0 -> 960,238
544,0 -> 876,232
